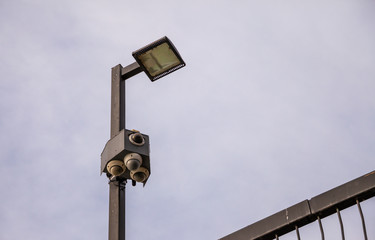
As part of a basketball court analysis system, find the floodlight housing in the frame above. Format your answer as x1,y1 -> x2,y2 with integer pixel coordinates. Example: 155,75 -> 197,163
132,36 -> 185,81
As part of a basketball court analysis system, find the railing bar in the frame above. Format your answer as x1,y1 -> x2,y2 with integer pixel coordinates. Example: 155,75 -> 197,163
295,226 -> 301,240
336,208 -> 345,240
317,216 -> 325,240
356,199 -> 368,240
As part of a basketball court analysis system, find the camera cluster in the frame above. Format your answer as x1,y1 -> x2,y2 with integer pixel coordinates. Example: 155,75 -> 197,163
101,129 -> 151,185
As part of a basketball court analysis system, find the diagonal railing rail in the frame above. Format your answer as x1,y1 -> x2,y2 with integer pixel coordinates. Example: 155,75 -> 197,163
220,170 -> 375,240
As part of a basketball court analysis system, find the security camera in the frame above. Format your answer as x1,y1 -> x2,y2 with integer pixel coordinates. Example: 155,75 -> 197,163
101,129 -> 151,184
129,132 -> 145,146
106,160 -> 125,176
124,153 -> 142,171
130,167 -> 150,183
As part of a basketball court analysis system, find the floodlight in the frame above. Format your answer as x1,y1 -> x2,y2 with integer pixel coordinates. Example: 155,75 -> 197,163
132,36 -> 185,81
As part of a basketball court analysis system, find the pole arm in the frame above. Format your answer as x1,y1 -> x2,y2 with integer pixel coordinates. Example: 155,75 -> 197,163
122,62 -> 142,80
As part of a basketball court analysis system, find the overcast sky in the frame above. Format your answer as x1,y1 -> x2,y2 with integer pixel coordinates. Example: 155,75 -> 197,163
1,1 -> 374,240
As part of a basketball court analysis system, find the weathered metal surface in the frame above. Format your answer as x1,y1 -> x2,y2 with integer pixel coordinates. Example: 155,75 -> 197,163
108,180 -> 126,240
220,200 -> 311,240
309,171 -> 375,217
111,64 -> 124,138
101,129 -> 150,180
220,170 -> 375,240
121,62 -> 142,80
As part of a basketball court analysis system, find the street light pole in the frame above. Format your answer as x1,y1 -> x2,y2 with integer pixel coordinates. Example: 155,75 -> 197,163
108,64 -> 142,240
108,64 -> 125,240
101,36 -> 185,240
108,180 -> 126,240
110,64 -> 125,138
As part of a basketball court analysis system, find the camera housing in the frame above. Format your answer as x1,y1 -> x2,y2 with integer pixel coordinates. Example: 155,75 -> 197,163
130,167 -> 150,183
129,132 -> 145,146
101,129 -> 150,185
124,153 -> 143,171
106,160 -> 125,176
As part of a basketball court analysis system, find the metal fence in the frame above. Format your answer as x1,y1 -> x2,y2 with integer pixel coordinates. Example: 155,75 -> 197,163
220,170 -> 375,240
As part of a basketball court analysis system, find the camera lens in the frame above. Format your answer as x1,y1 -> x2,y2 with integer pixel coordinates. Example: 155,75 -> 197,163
132,172 -> 146,182
129,133 -> 145,146
125,158 -> 141,171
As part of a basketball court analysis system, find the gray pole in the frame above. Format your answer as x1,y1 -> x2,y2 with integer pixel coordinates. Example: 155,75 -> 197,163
107,63 -> 142,240
108,64 -> 126,240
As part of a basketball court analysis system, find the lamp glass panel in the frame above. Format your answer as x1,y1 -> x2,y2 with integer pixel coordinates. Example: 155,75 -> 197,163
137,42 -> 181,77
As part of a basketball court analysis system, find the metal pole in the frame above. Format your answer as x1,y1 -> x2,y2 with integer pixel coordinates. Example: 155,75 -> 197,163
110,64 -> 125,137
108,64 -> 126,240
107,63 -> 142,240
109,180 -> 126,240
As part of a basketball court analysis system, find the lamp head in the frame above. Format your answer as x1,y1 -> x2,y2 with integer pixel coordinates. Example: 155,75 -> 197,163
132,36 -> 185,81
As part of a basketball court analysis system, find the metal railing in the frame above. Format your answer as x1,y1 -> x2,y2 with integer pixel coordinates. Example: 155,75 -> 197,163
220,170 -> 375,240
